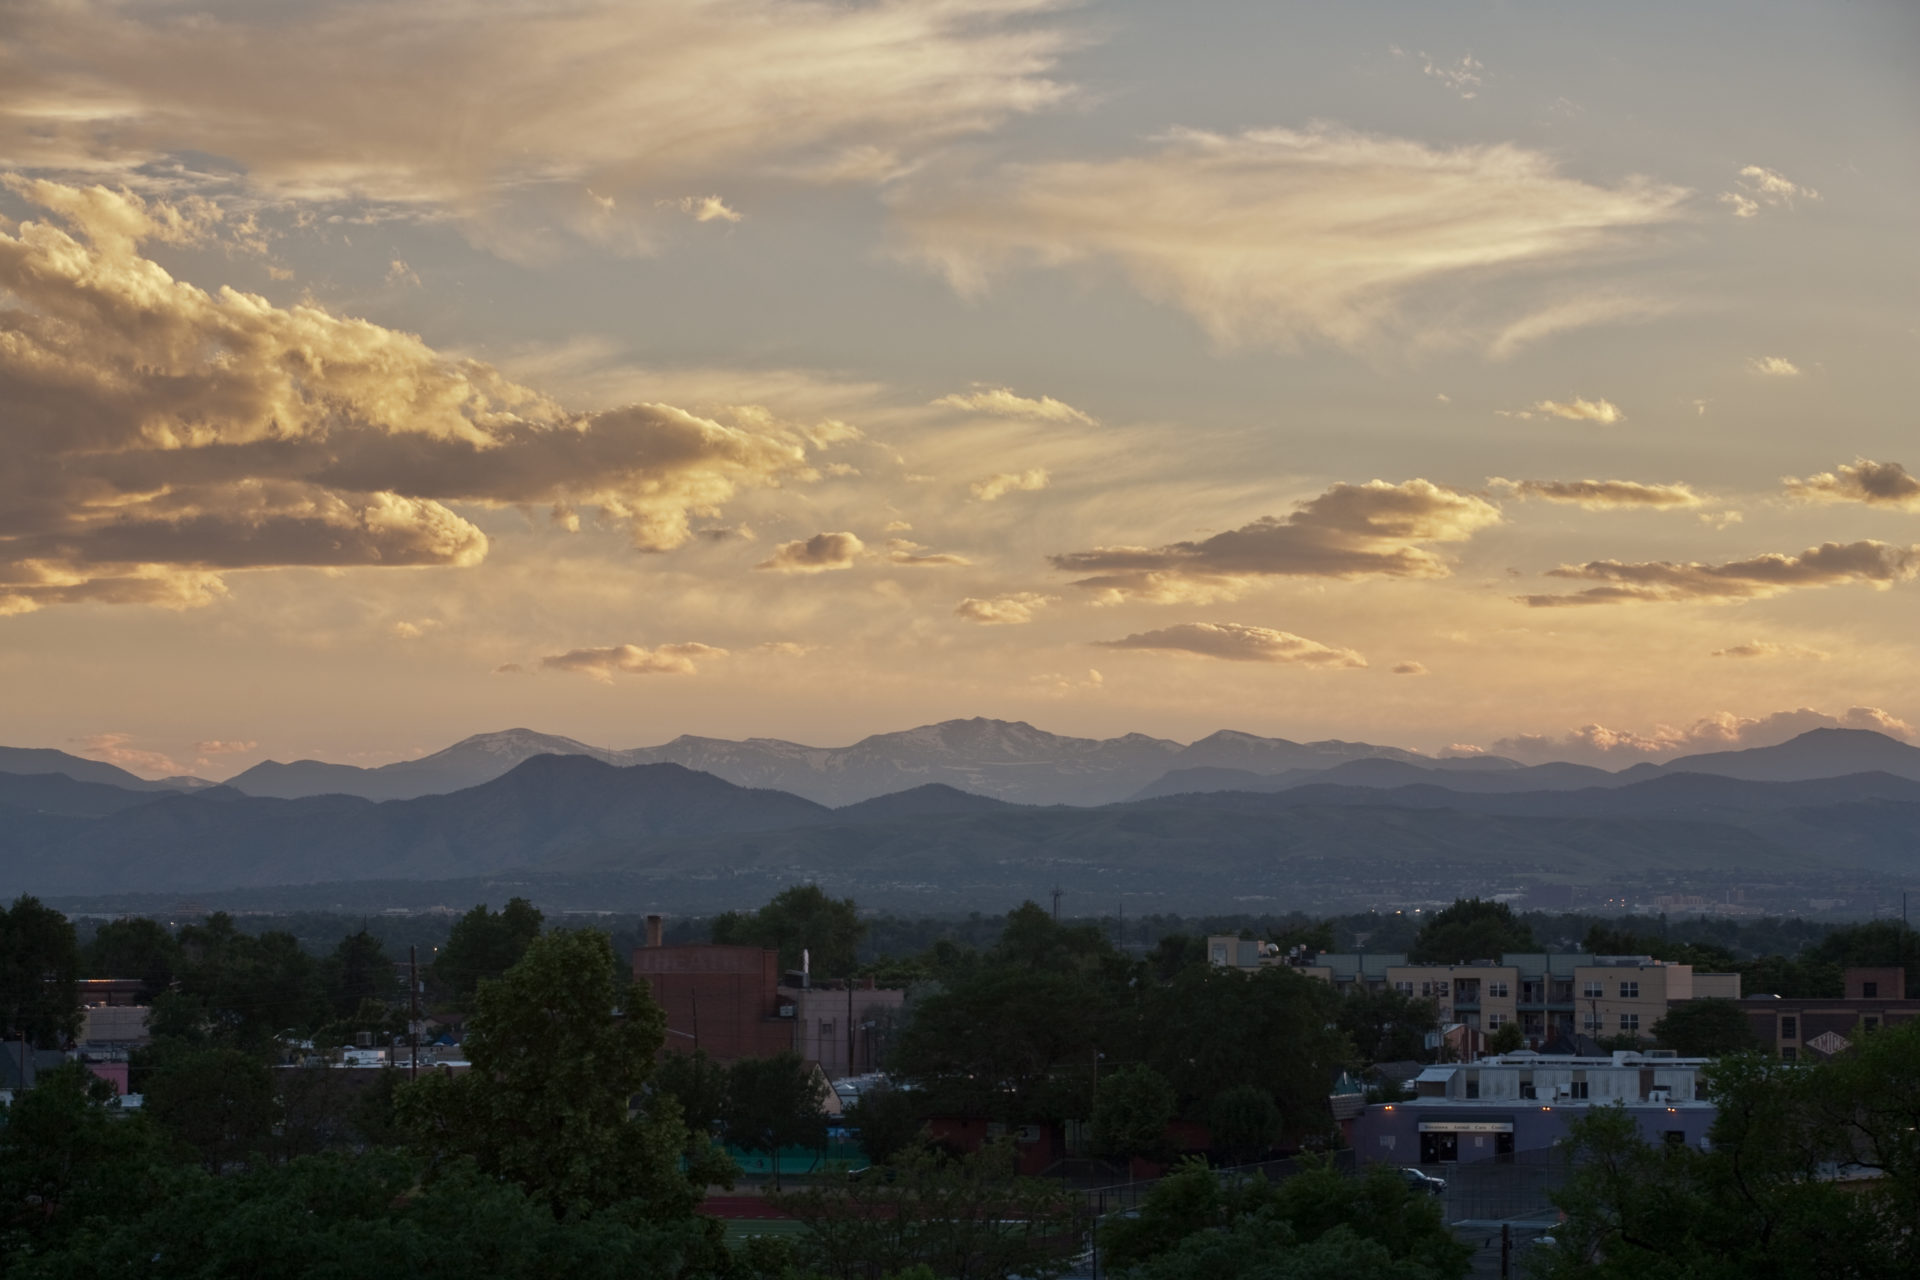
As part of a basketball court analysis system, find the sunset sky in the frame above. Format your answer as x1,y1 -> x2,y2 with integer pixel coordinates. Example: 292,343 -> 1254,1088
2,0 -> 1916,779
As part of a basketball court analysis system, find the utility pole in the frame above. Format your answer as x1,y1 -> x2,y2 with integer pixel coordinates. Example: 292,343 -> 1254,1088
1051,886 -> 1063,922
846,976 -> 854,1080
409,945 -> 419,1082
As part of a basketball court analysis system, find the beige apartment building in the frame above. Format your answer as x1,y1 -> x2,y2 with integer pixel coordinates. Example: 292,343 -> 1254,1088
1207,937 -> 1738,1046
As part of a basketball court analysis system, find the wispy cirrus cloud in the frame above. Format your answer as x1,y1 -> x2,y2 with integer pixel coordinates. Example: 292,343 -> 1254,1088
893,124 -> 1688,352
1784,459 -> 1920,510
1720,165 -> 1819,218
1052,479 -> 1501,603
1710,640 -> 1829,661
971,469 -> 1051,501
1096,622 -> 1367,667
933,388 -> 1095,425
886,539 -> 970,567
0,0 -> 1078,251
1489,478 -> 1701,509
539,642 -> 726,681
0,178 -> 812,615
1520,541 -> 1920,606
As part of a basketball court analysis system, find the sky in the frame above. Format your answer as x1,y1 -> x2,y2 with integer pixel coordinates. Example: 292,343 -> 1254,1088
2,0 -> 1917,779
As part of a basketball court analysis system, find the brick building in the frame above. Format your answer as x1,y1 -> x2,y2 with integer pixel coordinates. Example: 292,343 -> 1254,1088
1743,967 -> 1920,1060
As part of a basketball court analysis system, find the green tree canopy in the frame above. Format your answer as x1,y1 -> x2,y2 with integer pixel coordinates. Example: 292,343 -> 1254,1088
1207,1085 -> 1281,1163
723,1051 -> 827,1188
397,926 -> 720,1221
0,895 -> 79,1047
1092,1062 -> 1177,1163
1407,898 -> 1534,964
431,897 -> 544,1003
1335,984 -> 1439,1064
143,1045 -> 279,1172
82,915 -> 182,999
844,1082 -> 928,1167
322,928 -> 399,1020
1651,998 -> 1759,1057
0,1061 -> 167,1257
169,913 -> 327,1043
711,884 -> 866,976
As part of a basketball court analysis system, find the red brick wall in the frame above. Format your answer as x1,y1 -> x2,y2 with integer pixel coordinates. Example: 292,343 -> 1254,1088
633,945 -> 794,1062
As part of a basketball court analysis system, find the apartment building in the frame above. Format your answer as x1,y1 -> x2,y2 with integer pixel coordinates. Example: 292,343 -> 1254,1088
1211,938 -> 1738,1046
1743,966 -> 1920,1060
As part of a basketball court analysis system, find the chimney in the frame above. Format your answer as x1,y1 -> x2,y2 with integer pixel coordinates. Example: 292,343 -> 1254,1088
645,914 -> 663,948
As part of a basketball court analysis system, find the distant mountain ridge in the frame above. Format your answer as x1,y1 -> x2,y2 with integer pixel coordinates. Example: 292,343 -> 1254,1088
209,718 -> 1480,806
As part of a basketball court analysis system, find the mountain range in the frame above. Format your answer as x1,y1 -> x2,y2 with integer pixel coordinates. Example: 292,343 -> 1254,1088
2,727 -> 1918,910
138,719 -> 1920,808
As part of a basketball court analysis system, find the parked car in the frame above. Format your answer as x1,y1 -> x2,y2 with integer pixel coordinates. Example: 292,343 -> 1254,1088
1400,1166 -> 1447,1195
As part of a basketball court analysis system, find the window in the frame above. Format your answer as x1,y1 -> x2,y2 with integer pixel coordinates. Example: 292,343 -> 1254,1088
1619,1014 -> 1640,1033
1620,981 -> 1640,999
1780,1016 -> 1797,1039
1583,1014 -> 1602,1033
1864,1016 -> 1881,1033
1394,981 -> 1414,995
1569,1081 -> 1590,1100
1781,1047 -> 1797,1061
1487,981 -> 1509,998
1583,981 -> 1604,999
1862,981 -> 1878,998
1488,1014 -> 1506,1030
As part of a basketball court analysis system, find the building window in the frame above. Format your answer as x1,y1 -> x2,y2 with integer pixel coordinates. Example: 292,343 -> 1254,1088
1781,1047 -> 1797,1062
1583,981 -> 1604,999
1583,1015 -> 1602,1033
1569,1081 -> 1590,1100
1862,981 -> 1878,998
1488,1014 -> 1506,1030
1864,1016 -> 1881,1033
1619,1014 -> 1640,1033
1620,981 -> 1640,999
1487,981 -> 1509,998
1781,1016 -> 1797,1039
1395,981 -> 1414,995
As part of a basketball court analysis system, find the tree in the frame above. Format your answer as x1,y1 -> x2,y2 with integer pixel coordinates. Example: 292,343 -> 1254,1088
82,915 -> 181,999
0,1061 -> 167,1257
169,914 -> 327,1044
1487,1022 -> 1525,1054
890,966 -> 1106,1123
397,927 -> 723,1222
845,1082 -> 928,1168
0,895 -> 79,1047
712,884 -> 866,976
1408,898 -> 1533,964
1207,1085 -> 1281,1163
322,928 -> 398,1020
775,1140 -> 1082,1280
430,897 -> 544,1003
143,1045 -> 279,1171
724,1051 -> 827,1189
1540,1023 -> 1920,1279
1652,998 -> 1758,1057
651,1048 -> 731,1158
1335,984 -> 1439,1063
1092,1062 -> 1177,1164
1101,1155 -> 1469,1279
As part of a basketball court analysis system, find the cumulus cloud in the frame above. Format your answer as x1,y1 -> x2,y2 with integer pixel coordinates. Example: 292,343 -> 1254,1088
1520,541 -> 1920,606
1711,640 -> 1829,661
1489,478 -> 1701,509
756,531 -> 864,573
1501,397 -> 1624,424
667,195 -> 743,224
1720,165 -> 1819,218
894,124 -> 1688,351
73,732 -> 184,778
193,739 -> 260,755
538,641 -> 726,680
954,592 -> 1052,624
1748,355 -> 1802,377
1392,661 -> 1428,675
933,388 -> 1096,425
1096,622 -> 1366,667
0,180 -> 814,613
886,538 -> 970,567
0,1 -> 1075,244
1052,479 -> 1500,602
971,469 -> 1052,501
1783,459 -> 1920,510
1489,706 -> 1911,766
